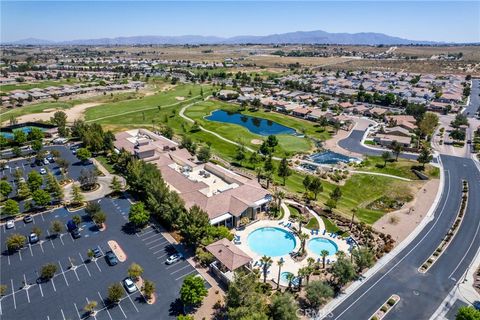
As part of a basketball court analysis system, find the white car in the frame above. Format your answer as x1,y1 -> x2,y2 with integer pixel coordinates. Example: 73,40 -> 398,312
166,253 -> 183,265
43,158 -> 49,165
123,278 -> 137,293
6,220 -> 15,229
39,168 -> 47,175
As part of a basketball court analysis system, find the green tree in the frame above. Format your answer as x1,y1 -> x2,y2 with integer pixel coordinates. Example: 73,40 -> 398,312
320,250 -> 329,269
381,151 -> 391,167
128,263 -> 144,281
32,189 -> 51,208
13,130 -> 27,145
417,147 -> 433,169
418,112 -> 439,139
180,274 -> 208,308
352,247 -> 375,272
50,220 -> 64,235
3,199 -> 20,216
16,182 -> 31,200
0,180 -> 13,199
110,176 -> 123,194
270,293 -> 299,320
302,175 -> 312,193
178,205 -> 210,246
263,155 -> 275,173
71,185 -> 84,205
40,263 -> 57,280
31,140 -> 43,154
92,211 -> 106,226
277,158 -> 291,185
305,281 -> 334,309
107,283 -> 125,305
76,148 -> 92,163
6,233 -> 26,252
331,257 -> 356,288
330,186 -> 342,202
45,172 -> 64,200
325,199 -> 337,212
51,111 -> 68,137
196,145 -> 211,163
83,301 -> 98,316
72,215 -> 82,226
266,135 -> 279,150
142,280 -> 155,300
298,232 -> 310,254
391,141 -> 403,161
27,170 -> 43,192
456,306 -> 480,320
308,176 -> 323,200
128,202 -> 150,229
276,259 -> 284,290
227,270 -> 268,320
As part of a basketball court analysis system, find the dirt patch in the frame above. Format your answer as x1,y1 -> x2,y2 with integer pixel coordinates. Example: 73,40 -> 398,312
108,240 -> 127,262
251,139 -> 263,145
373,179 -> 440,243
12,102 -> 103,124
175,96 -> 185,101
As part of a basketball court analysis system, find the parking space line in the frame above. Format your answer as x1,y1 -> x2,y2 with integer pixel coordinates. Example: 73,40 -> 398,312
51,277 -> 57,292
98,292 -> 113,320
79,253 -> 92,277
74,303 -> 81,320
58,261 -> 69,286
7,254 -> 10,265
170,264 -> 190,275
145,237 -> 166,246
153,250 -> 168,256
29,244 -> 34,256
23,274 -> 31,303
148,241 -> 168,250
11,279 -> 16,309
39,241 -> 45,253
175,270 -> 196,281
18,249 -> 23,261
0,298 -> 2,316
41,212 -> 45,222
122,286 -> 139,313
47,230 -> 56,249
166,262 -> 183,270
94,259 -> 102,272
39,282 -> 44,297
117,301 -> 127,318
140,234 -> 159,241
59,234 -> 65,246
61,308 -> 66,320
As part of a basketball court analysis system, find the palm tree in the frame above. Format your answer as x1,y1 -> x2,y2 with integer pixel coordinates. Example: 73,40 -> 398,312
286,273 -> 295,291
256,167 -> 263,183
276,259 -> 284,290
299,233 -> 310,254
305,266 -> 314,286
336,250 -> 346,260
321,250 -> 329,269
297,267 -> 309,288
307,257 -> 316,268
350,208 -> 357,231
275,190 -> 285,208
260,255 -> 273,283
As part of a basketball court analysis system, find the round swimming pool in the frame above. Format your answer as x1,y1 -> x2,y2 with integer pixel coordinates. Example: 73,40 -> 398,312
247,227 -> 296,257
308,237 -> 338,256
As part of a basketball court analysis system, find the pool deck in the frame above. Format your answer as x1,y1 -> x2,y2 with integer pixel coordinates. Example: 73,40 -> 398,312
233,201 -> 351,286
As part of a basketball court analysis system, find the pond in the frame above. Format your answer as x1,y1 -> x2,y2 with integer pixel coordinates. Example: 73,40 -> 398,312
205,110 -> 296,136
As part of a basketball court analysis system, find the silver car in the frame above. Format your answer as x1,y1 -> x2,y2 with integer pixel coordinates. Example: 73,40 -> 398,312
123,278 -> 137,293
166,253 -> 182,265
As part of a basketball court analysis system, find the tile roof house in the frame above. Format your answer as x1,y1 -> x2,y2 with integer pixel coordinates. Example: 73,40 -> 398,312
114,129 -> 271,227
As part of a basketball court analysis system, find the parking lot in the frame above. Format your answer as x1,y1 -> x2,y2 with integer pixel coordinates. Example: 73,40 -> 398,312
1,196 -> 204,320
0,144 -> 95,200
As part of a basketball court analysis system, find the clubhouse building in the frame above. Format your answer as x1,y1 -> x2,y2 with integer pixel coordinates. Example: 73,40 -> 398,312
114,129 -> 272,228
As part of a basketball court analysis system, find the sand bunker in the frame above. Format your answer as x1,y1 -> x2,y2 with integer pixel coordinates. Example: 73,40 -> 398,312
175,96 -> 185,101
251,139 -> 264,145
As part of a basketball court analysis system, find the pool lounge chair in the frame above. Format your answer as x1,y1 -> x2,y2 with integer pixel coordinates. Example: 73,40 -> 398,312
279,221 -> 284,225
315,229 -> 319,235
323,230 -> 326,235
311,230 -> 315,235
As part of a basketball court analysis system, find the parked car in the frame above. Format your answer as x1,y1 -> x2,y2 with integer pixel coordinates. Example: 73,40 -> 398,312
71,228 -> 81,239
6,220 -> 15,229
46,155 -> 55,163
29,233 -> 39,244
43,158 -> 50,165
105,251 -> 119,266
92,247 -> 102,258
67,220 -> 77,232
39,168 -> 47,175
123,277 -> 138,293
23,215 -> 33,223
166,253 -> 183,265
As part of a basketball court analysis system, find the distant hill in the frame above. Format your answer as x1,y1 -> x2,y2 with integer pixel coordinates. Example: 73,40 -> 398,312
5,30 -> 443,46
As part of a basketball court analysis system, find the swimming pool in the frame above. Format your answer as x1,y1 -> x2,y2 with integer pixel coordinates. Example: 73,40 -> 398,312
309,151 -> 359,165
247,227 -> 296,257
206,110 -> 296,136
0,126 -> 46,139
308,237 -> 338,256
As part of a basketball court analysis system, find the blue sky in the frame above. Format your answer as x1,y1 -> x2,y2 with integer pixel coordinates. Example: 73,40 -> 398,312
1,1 -> 479,43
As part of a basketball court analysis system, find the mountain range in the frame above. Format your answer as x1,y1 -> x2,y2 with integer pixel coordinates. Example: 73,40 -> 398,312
5,30 -> 443,46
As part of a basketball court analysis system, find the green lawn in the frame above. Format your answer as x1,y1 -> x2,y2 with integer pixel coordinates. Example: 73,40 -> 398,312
306,217 -> 320,230
320,216 -> 343,234
184,100 -> 312,156
1,102 -> 74,118
287,205 -> 301,218
95,155 -> 116,174
353,155 -> 440,180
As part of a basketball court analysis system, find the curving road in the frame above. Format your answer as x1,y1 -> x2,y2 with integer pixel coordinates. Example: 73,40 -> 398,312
327,87 -> 480,319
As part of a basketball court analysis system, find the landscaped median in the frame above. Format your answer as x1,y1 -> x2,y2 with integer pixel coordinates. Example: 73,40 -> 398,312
419,180 -> 469,273
370,295 -> 400,320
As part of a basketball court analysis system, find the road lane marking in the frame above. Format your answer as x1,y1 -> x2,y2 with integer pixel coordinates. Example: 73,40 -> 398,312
330,170 -> 452,320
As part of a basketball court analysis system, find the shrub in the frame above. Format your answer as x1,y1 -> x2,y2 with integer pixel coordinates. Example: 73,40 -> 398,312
387,298 -> 396,306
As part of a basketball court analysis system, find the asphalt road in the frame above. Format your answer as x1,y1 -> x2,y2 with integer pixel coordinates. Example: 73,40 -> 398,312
338,129 -> 419,160
327,87 -> 480,319
327,155 -> 480,320
463,79 -> 479,116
